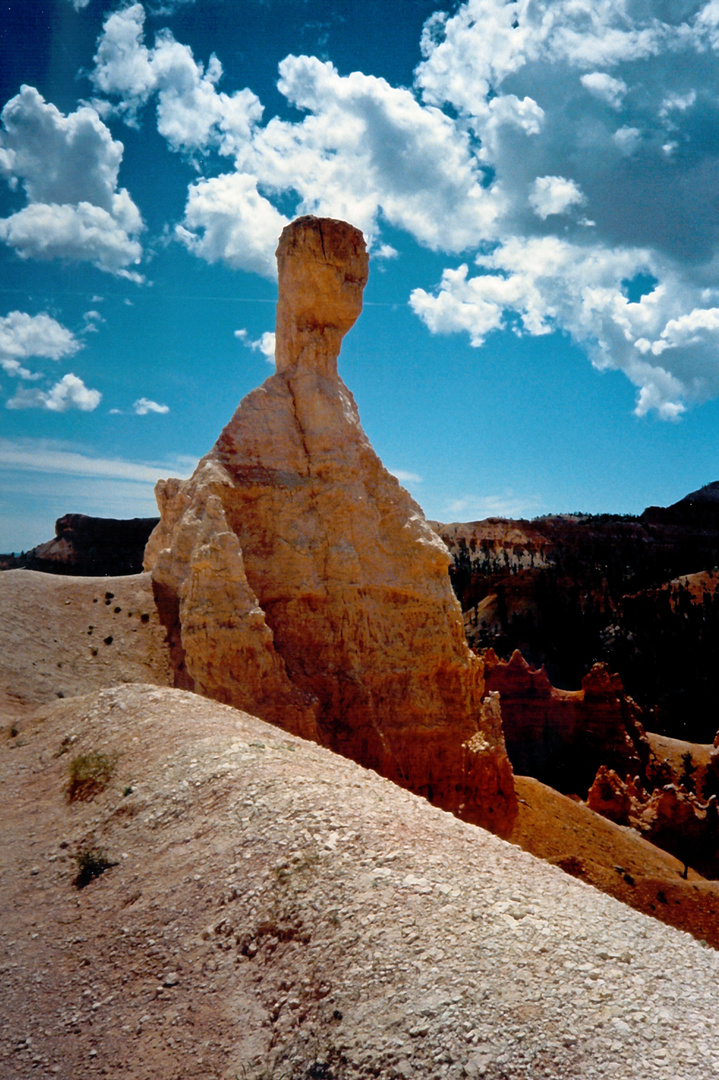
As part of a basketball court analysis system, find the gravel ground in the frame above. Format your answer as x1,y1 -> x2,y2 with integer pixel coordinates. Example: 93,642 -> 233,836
2,683 -> 718,1080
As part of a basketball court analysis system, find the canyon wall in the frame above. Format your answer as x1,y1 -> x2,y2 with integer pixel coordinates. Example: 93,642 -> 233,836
484,649 -> 652,795
436,504 -> 719,742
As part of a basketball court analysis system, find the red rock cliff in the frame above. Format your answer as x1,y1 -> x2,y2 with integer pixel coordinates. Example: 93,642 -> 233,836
484,649 -> 652,795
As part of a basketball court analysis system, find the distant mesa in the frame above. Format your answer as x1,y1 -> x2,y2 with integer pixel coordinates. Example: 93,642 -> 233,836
143,215 -> 517,836
674,480 -> 719,506
0,513 -> 158,577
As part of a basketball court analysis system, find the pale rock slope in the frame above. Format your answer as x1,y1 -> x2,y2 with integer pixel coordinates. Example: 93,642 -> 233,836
144,216 -> 515,835
2,683 -> 718,1080
0,569 -> 171,713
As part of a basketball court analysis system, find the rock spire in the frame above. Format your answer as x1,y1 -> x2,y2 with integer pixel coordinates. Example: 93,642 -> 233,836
144,215 -> 516,835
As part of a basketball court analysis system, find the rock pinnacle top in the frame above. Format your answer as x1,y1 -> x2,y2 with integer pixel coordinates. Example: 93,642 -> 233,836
274,216 -> 369,376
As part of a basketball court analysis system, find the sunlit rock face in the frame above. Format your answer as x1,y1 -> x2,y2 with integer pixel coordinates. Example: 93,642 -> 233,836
145,215 -> 516,835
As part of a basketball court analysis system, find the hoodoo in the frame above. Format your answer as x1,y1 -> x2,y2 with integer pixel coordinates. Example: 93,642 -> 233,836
145,216 -> 516,834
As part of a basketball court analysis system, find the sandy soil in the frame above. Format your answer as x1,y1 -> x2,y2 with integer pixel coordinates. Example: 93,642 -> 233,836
647,732 -> 714,798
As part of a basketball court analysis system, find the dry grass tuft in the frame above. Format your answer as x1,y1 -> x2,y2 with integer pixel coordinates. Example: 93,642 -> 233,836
66,750 -> 118,803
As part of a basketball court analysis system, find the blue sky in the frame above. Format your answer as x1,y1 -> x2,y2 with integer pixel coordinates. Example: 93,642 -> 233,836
2,0 -> 719,551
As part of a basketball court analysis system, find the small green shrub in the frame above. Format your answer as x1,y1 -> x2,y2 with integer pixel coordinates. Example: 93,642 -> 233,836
66,750 -> 118,802
74,849 -> 117,889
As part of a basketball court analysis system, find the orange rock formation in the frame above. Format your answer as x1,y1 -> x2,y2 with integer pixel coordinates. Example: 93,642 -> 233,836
144,216 -> 516,835
587,765 -> 719,877
484,649 -> 652,795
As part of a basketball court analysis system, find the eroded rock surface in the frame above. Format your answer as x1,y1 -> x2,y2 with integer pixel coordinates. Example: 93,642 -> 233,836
145,216 -> 516,834
587,765 -> 719,877
484,649 -> 652,795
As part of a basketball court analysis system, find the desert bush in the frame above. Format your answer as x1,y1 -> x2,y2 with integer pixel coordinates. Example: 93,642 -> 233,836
74,849 -> 117,889
66,750 -> 118,802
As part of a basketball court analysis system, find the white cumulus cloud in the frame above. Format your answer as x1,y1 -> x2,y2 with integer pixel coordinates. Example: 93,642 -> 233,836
177,174 -> 288,279
236,328 -> 276,364
409,233 -> 719,419
529,176 -> 585,219
0,311 -> 80,380
409,0 -> 719,418
580,72 -> 627,109
660,89 -> 697,116
92,4 -> 262,155
0,200 -> 143,279
418,0 -> 668,102
133,397 -> 169,415
0,86 -> 143,277
612,126 -> 642,156
257,54 -> 501,251
86,0 -> 719,420
7,373 -> 101,412
92,10 -> 503,274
